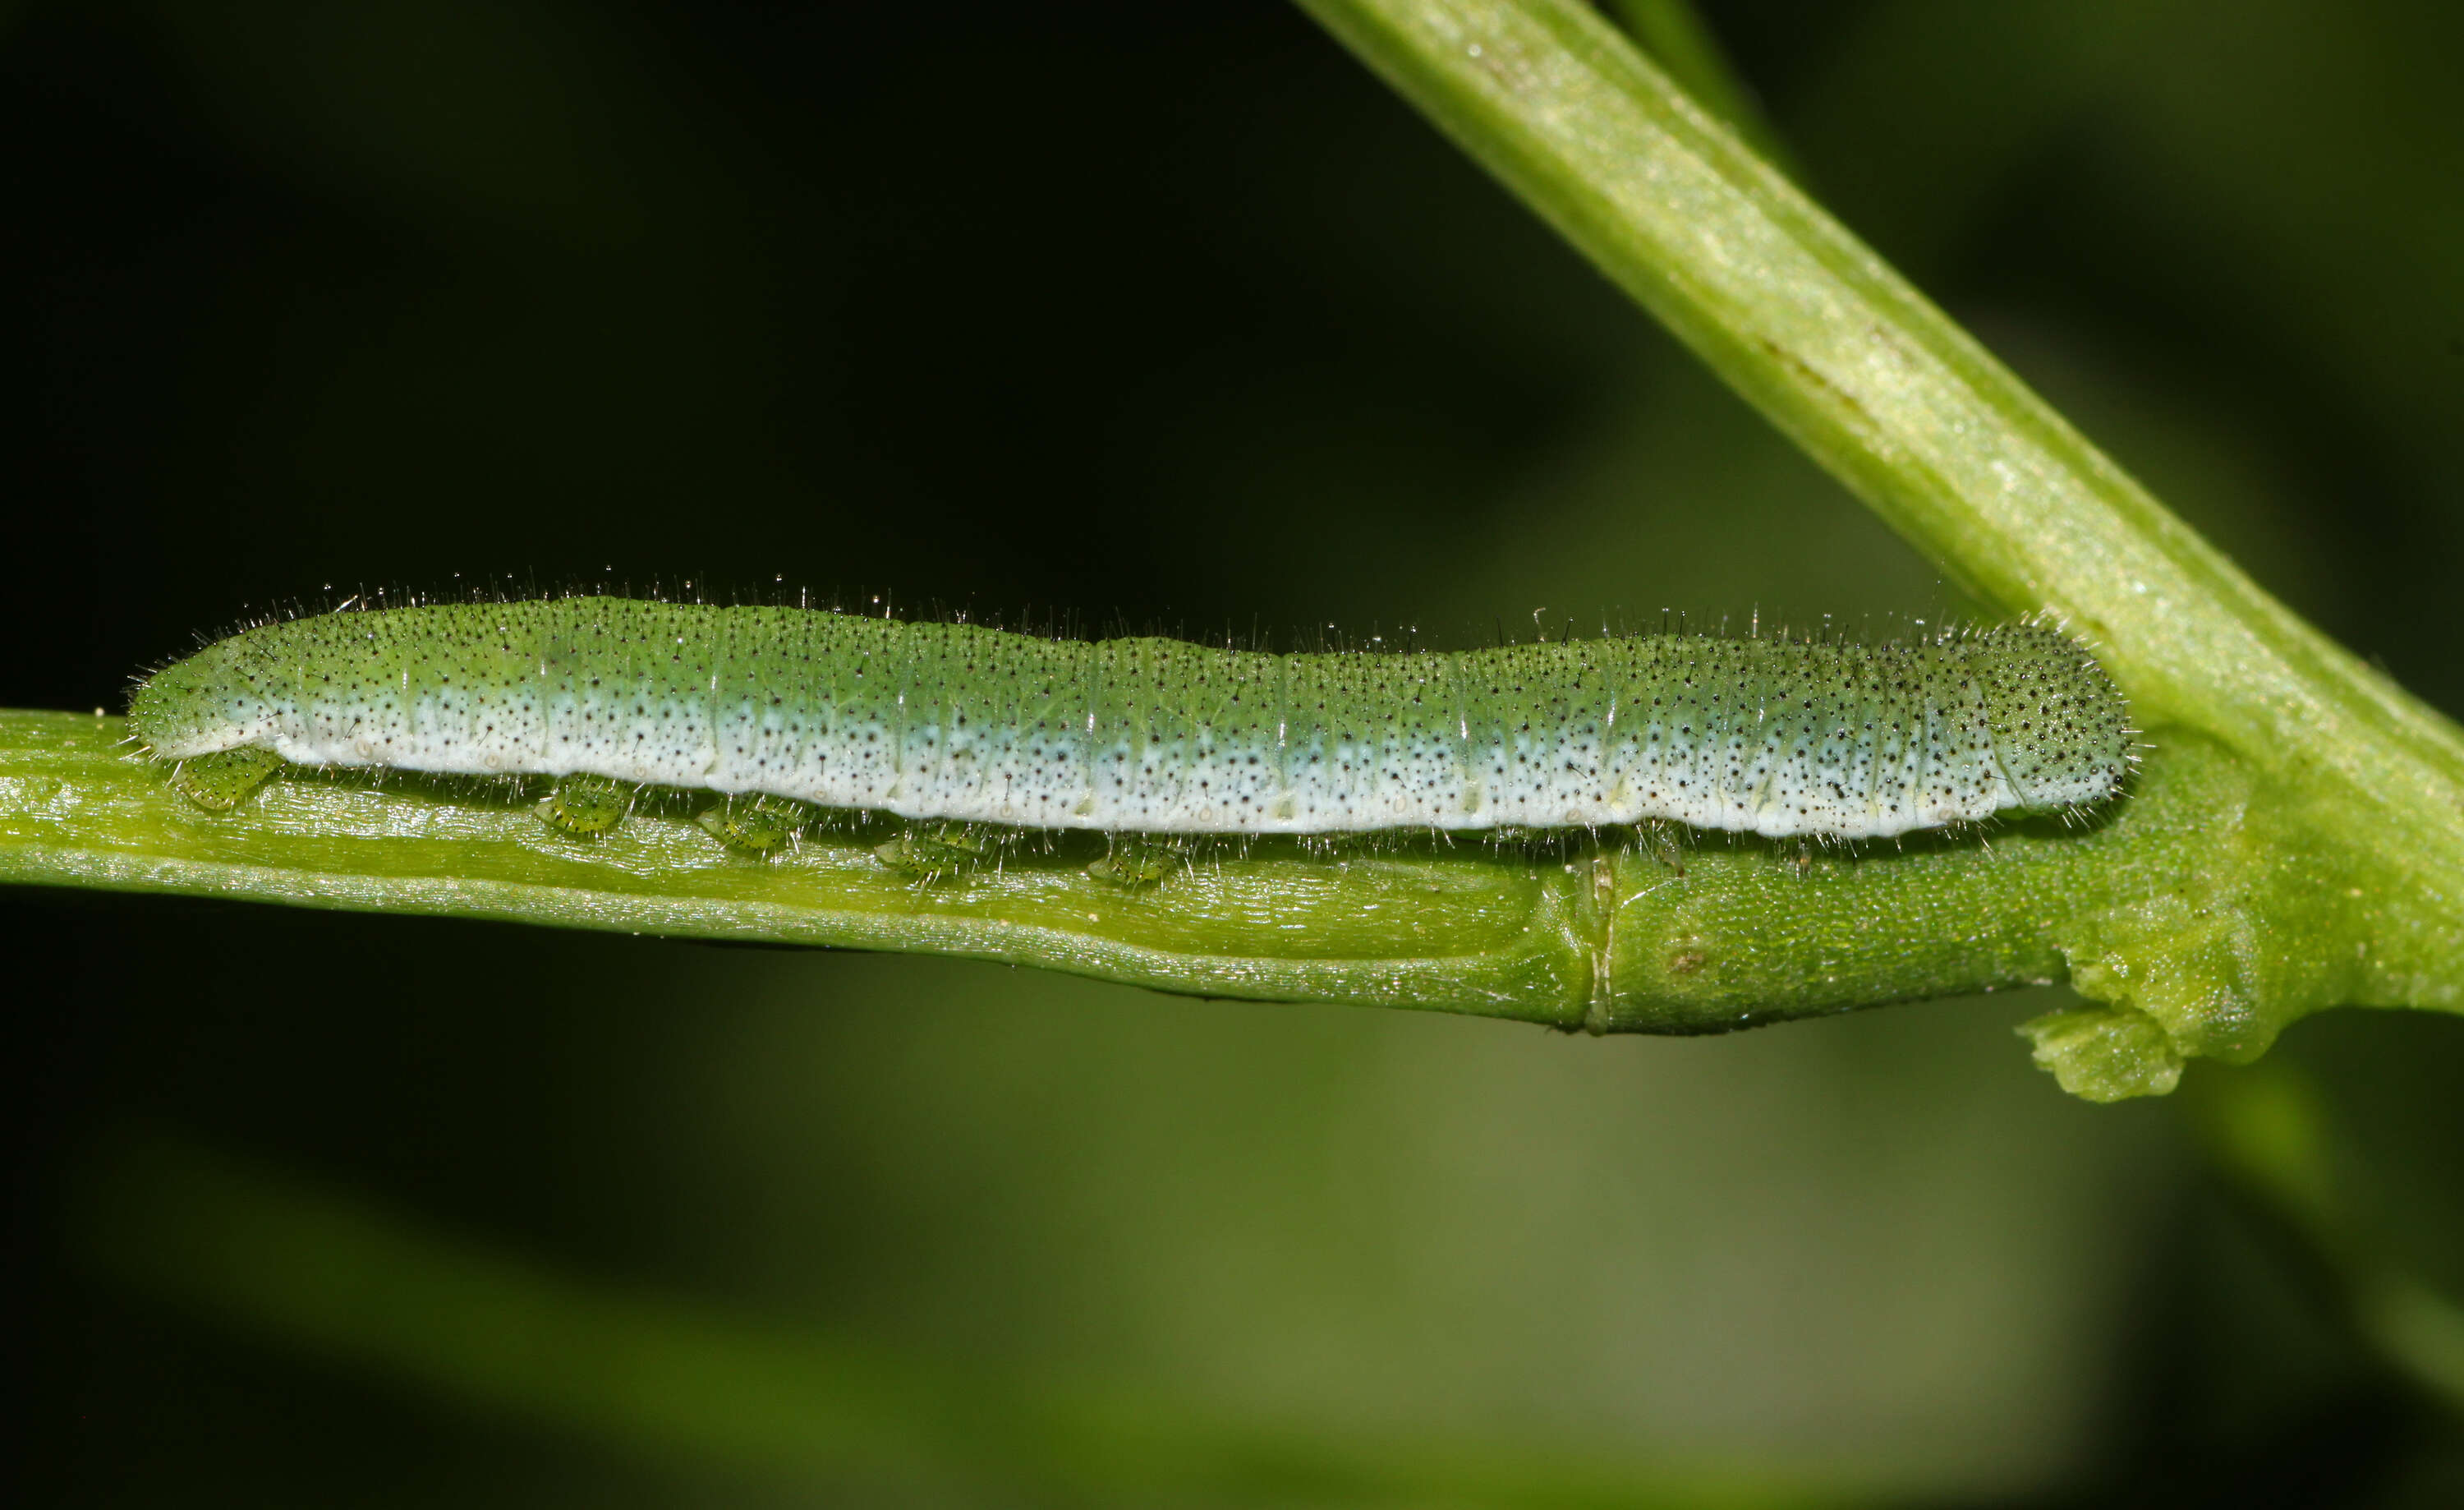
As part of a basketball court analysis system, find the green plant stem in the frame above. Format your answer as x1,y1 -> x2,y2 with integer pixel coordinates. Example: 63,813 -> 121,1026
5,711 -> 2450,1098
10,0 -> 2462,1098
1293,0 -> 2464,799
1291,0 -> 2464,1085
1597,0 -> 1804,182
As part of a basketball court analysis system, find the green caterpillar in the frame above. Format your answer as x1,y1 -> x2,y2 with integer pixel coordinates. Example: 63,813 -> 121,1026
131,596 -> 2131,850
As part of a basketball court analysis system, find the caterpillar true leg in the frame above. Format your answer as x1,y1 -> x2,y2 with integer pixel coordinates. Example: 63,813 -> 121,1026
164,747 -> 283,812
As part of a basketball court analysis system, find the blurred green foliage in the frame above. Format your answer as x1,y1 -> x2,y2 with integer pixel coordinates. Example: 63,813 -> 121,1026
7,0 -> 2464,1503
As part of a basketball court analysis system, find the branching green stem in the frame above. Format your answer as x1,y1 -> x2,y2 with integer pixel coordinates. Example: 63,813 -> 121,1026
4,710 -> 2453,1098
6,0 -> 2461,1098
1288,0 -> 2464,1089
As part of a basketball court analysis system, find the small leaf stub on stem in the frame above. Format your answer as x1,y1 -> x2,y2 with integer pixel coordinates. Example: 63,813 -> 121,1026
2017,1006 -> 2183,1102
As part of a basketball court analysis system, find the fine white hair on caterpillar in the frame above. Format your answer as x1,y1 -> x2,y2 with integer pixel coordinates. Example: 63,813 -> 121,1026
130,596 -> 2133,849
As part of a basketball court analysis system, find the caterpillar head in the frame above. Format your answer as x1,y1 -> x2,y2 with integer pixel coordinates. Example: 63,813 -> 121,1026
128,625 -> 287,761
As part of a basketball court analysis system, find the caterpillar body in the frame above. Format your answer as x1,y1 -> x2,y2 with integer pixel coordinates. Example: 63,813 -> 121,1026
131,597 -> 2131,849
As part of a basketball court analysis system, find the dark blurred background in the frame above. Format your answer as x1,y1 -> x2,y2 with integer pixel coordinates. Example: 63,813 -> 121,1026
7,1 -> 2464,1503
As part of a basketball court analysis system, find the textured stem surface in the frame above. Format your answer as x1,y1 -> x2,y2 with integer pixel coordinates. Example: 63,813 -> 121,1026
7,710 -> 2448,1095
